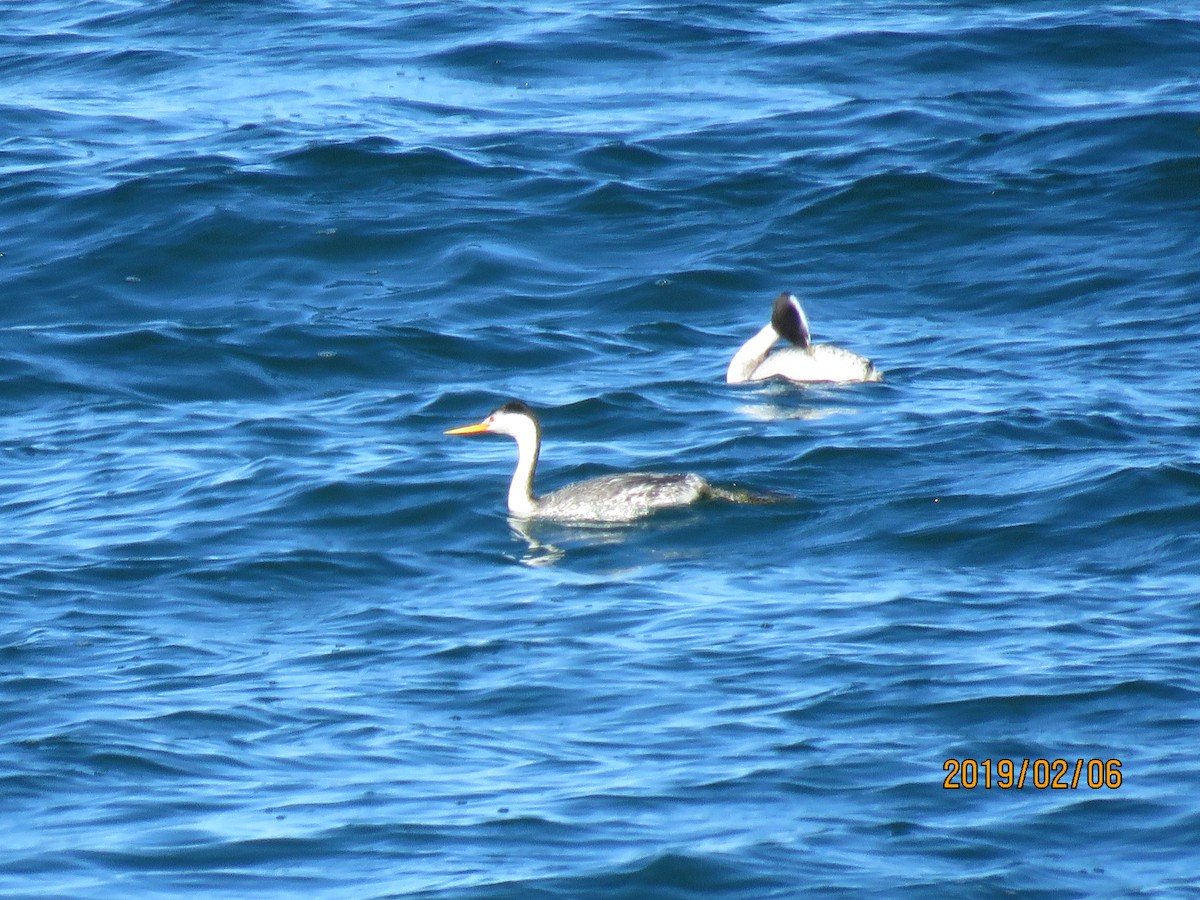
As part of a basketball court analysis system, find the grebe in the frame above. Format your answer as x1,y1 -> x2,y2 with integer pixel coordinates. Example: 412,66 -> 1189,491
727,292 -> 881,385
445,400 -> 770,522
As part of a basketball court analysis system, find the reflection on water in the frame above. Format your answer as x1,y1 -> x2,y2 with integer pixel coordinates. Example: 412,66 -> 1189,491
735,403 -> 852,422
508,516 -> 639,567
509,517 -> 565,567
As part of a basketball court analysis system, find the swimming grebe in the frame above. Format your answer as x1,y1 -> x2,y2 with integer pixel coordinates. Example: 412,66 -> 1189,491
445,400 -> 770,522
727,292 -> 881,384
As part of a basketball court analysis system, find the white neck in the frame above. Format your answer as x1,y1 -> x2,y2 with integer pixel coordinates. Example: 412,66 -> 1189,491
726,322 -> 779,383
505,416 -> 540,517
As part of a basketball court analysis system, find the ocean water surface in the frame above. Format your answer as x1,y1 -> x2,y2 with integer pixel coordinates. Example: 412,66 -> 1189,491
3,1 -> 1200,896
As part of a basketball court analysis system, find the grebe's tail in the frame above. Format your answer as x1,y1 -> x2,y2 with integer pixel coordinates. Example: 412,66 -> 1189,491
707,485 -> 791,505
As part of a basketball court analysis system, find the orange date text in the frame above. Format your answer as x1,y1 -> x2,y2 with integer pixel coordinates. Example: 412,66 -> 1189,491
942,758 -> 1122,790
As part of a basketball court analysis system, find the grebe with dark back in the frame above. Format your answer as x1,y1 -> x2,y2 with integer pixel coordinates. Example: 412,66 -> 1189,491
445,401 -> 777,522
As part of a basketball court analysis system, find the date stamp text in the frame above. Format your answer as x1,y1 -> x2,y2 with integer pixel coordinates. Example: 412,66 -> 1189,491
943,758 -> 1122,790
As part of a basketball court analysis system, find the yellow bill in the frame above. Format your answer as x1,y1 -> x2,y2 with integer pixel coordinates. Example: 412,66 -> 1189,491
444,420 -> 491,436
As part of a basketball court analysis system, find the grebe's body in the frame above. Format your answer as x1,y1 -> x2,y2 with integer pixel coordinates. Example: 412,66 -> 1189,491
445,401 -> 760,523
522,471 -> 712,522
727,292 -> 880,385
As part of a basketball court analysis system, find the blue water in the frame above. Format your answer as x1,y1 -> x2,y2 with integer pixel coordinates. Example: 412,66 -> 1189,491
3,2 -> 1200,896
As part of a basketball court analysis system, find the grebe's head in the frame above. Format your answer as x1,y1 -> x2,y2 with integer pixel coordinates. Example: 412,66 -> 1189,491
770,292 -> 811,348
445,399 -> 541,441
